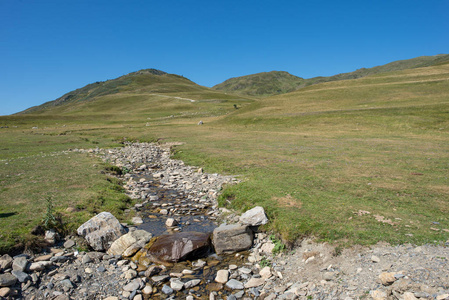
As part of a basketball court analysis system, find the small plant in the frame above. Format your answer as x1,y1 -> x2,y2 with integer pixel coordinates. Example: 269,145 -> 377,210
42,196 -> 57,229
333,245 -> 343,256
270,234 -> 286,255
259,256 -> 271,268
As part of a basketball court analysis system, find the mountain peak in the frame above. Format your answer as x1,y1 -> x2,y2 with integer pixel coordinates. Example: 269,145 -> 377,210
127,69 -> 167,76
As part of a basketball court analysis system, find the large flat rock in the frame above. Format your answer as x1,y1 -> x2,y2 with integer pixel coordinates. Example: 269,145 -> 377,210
108,230 -> 152,257
139,231 -> 211,264
77,212 -> 127,251
239,206 -> 268,226
212,224 -> 253,254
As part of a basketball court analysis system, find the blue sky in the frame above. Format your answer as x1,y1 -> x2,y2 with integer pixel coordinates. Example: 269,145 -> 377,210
1,0 -> 448,115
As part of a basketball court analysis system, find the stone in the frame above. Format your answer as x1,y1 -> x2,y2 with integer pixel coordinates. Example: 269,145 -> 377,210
0,274 -> 17,287
244,277 -> 265,288
260,241 -> 275,254
50,256 -> 70,263
45,229 -> 58,244
151,275 -> 170,284
34,253 -> 53,262
124,269 -> 137,279
403,292 -> 419,300
0,254 -> 13,270
11,270 -> 30,283
0,287 -> 10,297
133,295 -> 143,300
212,224 -> 253,254
12,256 -> 28,272
123,278 -> 142,292
144,265 -> 162,277
108,230 -> 152,256
132,217 -> 143,225
165,218 -> 178,227
170,279 -> 184,291
142,284 -> 153,295
371,289 -> 387,300
140,231 -> 211,264
81,255 -> 92,264
192,259 -> 206,268
77,212 -> 127,251
437,295 -> 449,300
184,279 -> 201,289
63,239 -> 75,249
215,269 -> 229,283
371,255 -> 381,263
103,298 -> 119,300
161,284 -> 173,295
379,272 -> 396,285
60,279 -> 74,289
259,266 -> 272,279
323,271 -> 335,281
239,206 -> 268,226
225,279 -> 244,290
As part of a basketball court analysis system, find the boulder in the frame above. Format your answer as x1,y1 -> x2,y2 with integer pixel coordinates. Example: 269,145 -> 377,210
12,256 -> 28,272
11,270 -> 30,283
212,224 -> 253,254
77,212 -> 127,251
0,254 -> 13,271
140,232 -> 211,264
0,274 -> 17,287
239,206 -> 268,226
108,230 -> 152,257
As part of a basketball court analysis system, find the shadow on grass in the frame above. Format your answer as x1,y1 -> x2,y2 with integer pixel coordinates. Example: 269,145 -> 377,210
0,212 -> 17,218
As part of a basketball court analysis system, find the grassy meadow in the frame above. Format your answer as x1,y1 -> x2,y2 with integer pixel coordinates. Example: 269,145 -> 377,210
1,62 -> 448,253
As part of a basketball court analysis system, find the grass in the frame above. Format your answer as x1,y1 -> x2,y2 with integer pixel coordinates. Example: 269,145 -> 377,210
1,62 -> 448,253
0,129 -> 134,253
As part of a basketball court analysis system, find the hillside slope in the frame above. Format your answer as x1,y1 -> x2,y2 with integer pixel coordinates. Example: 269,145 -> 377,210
212,71 -> 304,97
213,54 -> 449,97
303,53 -> 449,87
226,60 -> 449,121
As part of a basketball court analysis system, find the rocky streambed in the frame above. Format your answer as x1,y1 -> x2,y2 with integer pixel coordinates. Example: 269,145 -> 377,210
0,143 -> 448,300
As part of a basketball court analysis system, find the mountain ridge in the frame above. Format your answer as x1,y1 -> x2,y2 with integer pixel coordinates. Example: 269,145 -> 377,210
212,54 -> 449,97
212,71 -> 304,97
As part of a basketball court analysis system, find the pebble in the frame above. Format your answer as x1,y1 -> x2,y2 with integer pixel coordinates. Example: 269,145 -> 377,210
215,269 -> 229,283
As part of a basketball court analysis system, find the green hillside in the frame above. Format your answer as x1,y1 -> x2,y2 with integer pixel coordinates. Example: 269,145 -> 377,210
212,71 -> 304,97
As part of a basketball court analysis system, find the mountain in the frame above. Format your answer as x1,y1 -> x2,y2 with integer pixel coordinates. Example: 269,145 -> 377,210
20,69 -> 202,114
212,71 -> 304,97
213,54 -> 449,97
19,69 -> 252,116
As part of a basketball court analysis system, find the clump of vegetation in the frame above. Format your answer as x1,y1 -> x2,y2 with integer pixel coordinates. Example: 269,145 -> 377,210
259,256 -> 271,268
42,196 -> 58,230
270,234 -> 286,255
